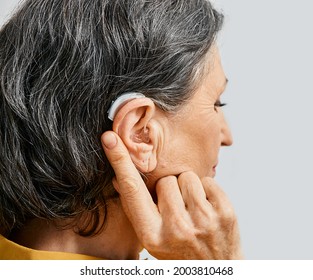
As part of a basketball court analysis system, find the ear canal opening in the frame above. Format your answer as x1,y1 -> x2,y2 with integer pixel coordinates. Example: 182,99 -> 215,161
131,127 -> 150,144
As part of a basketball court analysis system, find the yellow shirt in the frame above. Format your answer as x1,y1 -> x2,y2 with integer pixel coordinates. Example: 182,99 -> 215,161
0,235 -> 101,260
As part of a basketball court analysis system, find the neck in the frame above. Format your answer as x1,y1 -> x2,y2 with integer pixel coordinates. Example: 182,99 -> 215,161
9,199 -> 142,259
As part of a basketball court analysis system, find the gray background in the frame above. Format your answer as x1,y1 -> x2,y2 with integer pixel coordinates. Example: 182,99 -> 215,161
1,0 -> 312,259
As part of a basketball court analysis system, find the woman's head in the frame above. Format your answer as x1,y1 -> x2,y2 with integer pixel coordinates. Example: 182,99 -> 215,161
112,47 -> 232,187
0,0 -> 223,235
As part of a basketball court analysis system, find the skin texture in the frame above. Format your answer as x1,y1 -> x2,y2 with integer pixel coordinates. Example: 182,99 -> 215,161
101,134 -> 242,259
150,48 -> 233,180
110,48 -> 233,182
101,48 -> 243,259
9,48 -> 242,260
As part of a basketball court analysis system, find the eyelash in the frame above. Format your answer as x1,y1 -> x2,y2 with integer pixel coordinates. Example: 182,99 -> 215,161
214,100 -> 227,108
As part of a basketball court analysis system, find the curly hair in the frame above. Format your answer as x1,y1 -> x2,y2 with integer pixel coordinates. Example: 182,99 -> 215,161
0,0 -> 223,236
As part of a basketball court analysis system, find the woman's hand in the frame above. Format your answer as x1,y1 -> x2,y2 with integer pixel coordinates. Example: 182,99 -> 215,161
101,131 -> 243,260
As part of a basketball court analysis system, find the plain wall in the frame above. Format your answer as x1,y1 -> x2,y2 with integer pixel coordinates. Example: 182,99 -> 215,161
215,0 -> 313,259
1,0 -> 313,259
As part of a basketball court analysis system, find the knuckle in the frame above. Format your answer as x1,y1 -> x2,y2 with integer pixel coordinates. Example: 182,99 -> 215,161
141,232 -> 161,250
169,228 -> 196,247
178,171 -> 197,182
166,219 -> 196,243
194,224 -> 219,241
199,211 -> 219,234
221,207 -> 237,229
156,176 -> 178,195
208,219 -> 219,233
201,176 -> 215,186
157,175 -> 177,186
175,222 -> 195,240
109,150 -> 127,166
222,206 -> 235,221
117,176 -> 140,197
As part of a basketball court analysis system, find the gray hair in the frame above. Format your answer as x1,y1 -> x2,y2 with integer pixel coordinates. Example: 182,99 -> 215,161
0,0 -> 223,236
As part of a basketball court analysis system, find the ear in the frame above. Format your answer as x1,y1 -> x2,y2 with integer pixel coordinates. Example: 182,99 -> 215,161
111,98 -> 159,173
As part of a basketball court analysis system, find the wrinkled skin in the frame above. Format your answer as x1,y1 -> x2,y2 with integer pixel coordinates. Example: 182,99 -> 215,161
102,132 -> 243,260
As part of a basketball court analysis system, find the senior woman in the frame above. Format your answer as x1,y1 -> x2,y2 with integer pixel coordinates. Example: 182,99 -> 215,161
0,0 -> 242,259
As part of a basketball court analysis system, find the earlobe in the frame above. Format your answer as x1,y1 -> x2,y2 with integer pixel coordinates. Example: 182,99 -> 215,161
112,98 -> 158,173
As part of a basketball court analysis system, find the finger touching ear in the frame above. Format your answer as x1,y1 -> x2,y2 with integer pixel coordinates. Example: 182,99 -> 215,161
111,97 -> 159,173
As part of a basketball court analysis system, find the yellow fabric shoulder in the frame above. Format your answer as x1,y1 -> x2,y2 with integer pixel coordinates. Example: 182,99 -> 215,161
0,235 -> 102,260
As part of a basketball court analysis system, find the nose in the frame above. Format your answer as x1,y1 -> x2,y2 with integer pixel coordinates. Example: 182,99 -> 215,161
221,118 -> 233,146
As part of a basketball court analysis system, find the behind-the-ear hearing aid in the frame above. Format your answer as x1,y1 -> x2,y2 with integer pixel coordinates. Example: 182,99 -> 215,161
107,92 -> 145,121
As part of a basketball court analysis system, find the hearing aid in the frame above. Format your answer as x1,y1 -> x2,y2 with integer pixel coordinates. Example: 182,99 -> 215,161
107,92 -> 146,121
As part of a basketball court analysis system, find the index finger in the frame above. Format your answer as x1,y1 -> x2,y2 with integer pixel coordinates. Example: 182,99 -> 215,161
101,131 -> 161,234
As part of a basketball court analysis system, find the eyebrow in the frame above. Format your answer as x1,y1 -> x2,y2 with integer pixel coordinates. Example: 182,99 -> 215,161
224,78 -> 229,88
220,77 -> 229,94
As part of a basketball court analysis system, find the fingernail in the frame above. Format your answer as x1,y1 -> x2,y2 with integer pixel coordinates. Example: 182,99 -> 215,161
102,132 -> 117,149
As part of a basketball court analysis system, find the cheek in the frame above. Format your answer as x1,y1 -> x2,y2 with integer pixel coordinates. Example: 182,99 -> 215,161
199,121 -> 221,159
